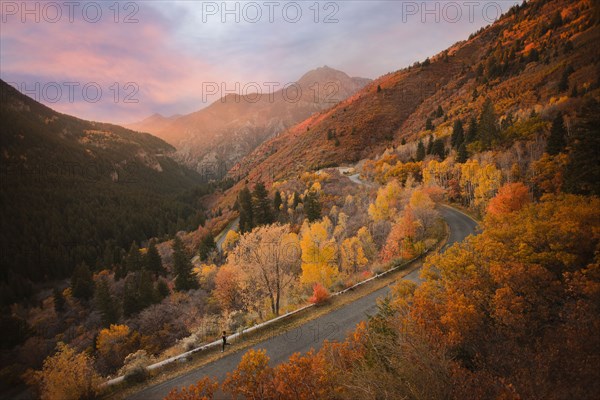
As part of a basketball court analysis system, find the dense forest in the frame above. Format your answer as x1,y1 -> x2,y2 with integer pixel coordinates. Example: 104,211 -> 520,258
0,80 -> 210,305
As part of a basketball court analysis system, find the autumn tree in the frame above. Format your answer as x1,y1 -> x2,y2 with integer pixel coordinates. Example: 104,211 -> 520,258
340,236 -> 368,275
172,236 -> 199,291
222,230 -> 240,254
165,377 -> 219,400
34,342 -> 100,400
368,179 -> 402,222
486,182 -> 530,217
96,324 -> 139,371
380,207 -> 419,262
222,349 -> 276,399
300,219 -> 339,288
273,350 -> 336,399
227,224 -> 300,315
213,264 -> 243,312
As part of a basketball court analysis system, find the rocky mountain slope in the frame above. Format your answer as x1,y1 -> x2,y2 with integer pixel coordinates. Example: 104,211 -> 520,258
127,66 -> 371,176
218,0 -> 599,208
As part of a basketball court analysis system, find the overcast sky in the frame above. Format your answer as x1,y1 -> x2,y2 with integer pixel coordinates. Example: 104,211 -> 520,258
0,0 -> 519,124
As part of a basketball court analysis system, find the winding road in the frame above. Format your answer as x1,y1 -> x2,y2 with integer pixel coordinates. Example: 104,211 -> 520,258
128,205 -> 477,400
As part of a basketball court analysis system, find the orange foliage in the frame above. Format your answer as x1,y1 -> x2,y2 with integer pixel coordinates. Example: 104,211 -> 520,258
309,282 -> 330,304
164,377 -> 219,400
380,207 -> 418,262
486,182 -> 530,217
222,349 -> 275,400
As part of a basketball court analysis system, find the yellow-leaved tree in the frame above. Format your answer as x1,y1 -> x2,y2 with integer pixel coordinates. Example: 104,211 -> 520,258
227,224 -> 300,316
368,180 -> 402,222
300,218 -> 339,288
340,236 -> 368,276
34,342 -> 100,400
96,324 -> 139,371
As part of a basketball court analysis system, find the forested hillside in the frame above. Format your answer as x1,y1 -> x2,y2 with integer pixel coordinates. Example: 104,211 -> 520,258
0,80 -> 208,305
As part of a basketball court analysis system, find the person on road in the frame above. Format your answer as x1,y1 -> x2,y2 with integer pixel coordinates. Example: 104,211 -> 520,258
222,331 -> 231,352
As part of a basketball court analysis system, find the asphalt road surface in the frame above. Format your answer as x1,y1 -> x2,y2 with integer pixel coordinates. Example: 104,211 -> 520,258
129,205 -> 477,400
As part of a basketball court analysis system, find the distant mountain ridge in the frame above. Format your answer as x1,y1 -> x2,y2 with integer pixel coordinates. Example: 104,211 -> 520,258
127,66 -> 371,176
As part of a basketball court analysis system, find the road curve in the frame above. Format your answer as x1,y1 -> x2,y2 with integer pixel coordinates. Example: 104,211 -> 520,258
128,205 -> 477,400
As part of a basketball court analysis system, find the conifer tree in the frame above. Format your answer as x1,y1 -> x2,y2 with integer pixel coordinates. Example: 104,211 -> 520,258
53,287 -> 65,313
252,182 -> 273,226
304,191 -> 322,222
172,236 -> 198,292
95,278 -> 119,326
451,120 -> 464,148
546,113 -> 567,155
125,242 -> 143,273
145,239 -> 166,276
71,262 -> 94,301
477,98 -> 500,149
198,232 -> 217,261
238,187 -> 254,234
457,143 -> 469,163
416,140 -> 426,161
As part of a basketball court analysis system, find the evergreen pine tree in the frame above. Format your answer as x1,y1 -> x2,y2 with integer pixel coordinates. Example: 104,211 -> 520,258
71,262 -> 94,301
477,98 -> 500,149
172,236 -> 198,291
156,279 -> 170,301
436,105 -> 444,118
95,278 -> 119,326
456,143 -> 469,163
416,140 -> 426,161
137,270 -> 156,309
273,191 -> 282,212
432,139 -> 446,159
425,118 -> 434,131
238,187 -> 254,234
145,239 -> 166,276
292,191 -> 301,209
252,182 -> 273,226
53,287 -> 65,313
563,101 -> 600,196
122,275 -> 140,317
546,113 -> 567,155
451,120 -> 464,148
304,191 -> 322,222
198,232 -> 216,261
558,69 -> 570,92
125,242 -> 143,273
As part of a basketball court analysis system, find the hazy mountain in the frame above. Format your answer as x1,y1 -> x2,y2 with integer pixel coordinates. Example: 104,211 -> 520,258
127,66 -> 371,176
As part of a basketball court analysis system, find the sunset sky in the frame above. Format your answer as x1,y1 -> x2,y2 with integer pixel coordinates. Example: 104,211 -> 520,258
0,1 -> 519,124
